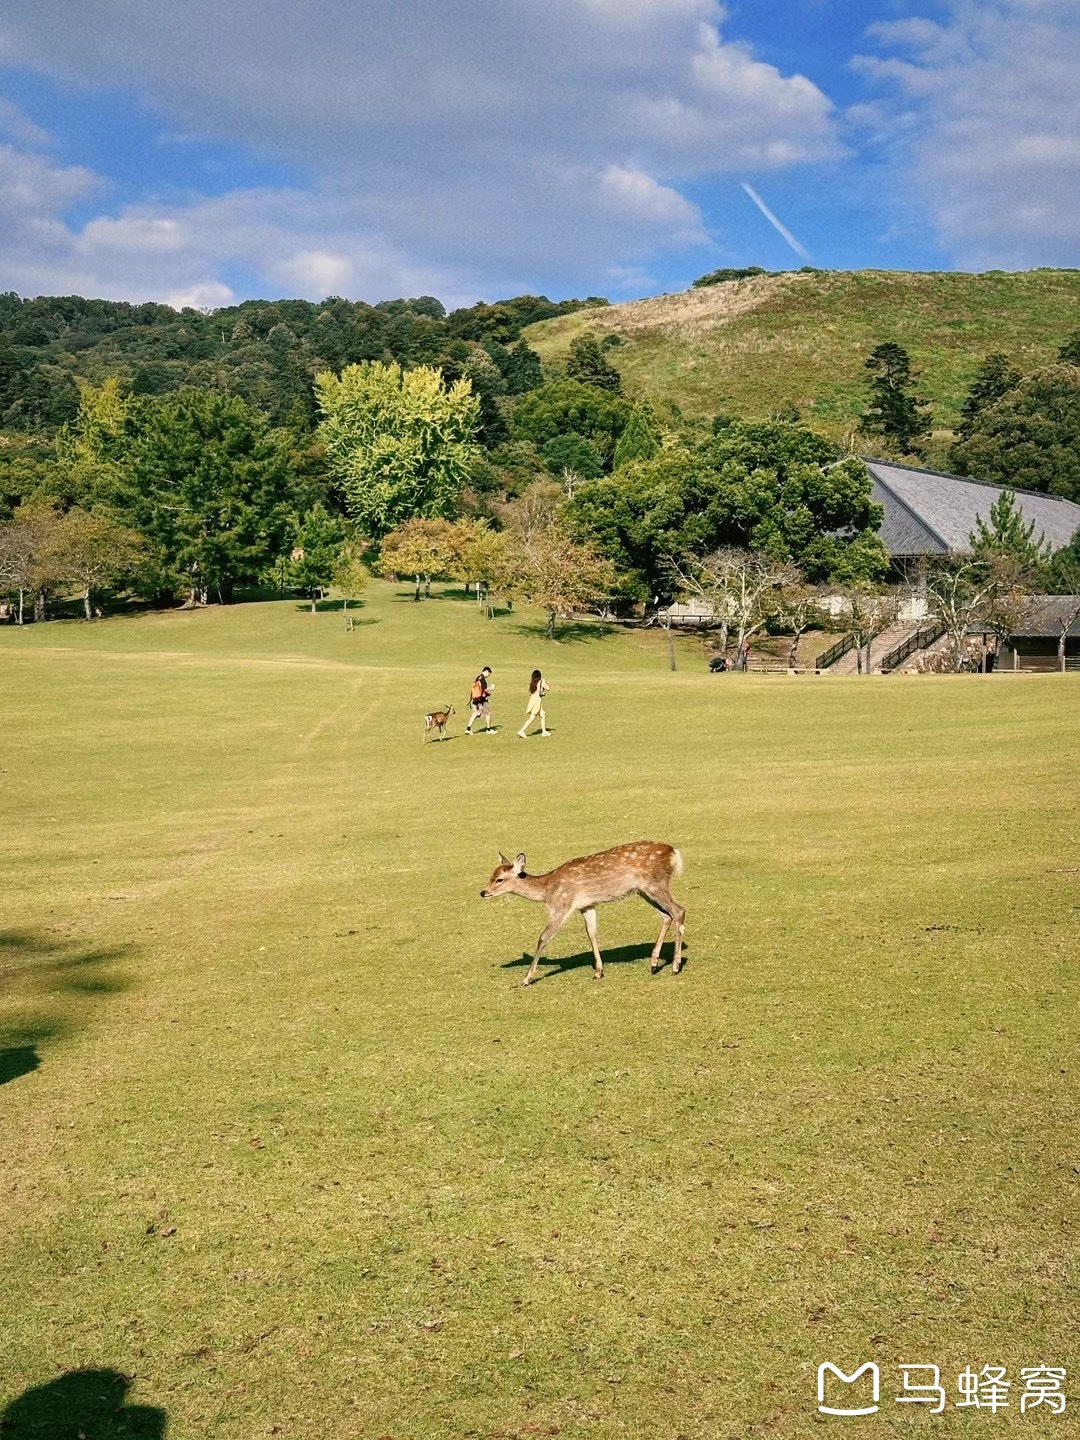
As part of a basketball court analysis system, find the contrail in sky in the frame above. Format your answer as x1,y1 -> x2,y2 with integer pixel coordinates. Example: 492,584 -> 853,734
740,182 -> 811,261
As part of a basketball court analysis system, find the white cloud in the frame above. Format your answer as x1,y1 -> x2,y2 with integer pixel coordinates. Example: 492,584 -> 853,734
0,0 -> 839,300
856,0 -> 1080,268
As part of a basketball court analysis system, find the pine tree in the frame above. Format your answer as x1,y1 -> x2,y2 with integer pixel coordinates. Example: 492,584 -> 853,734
970,488 -> 1050,575
504,340 -> 543,395
612,404 -> 660,468
955,352 -> 1022,443
858,342 -> 932,458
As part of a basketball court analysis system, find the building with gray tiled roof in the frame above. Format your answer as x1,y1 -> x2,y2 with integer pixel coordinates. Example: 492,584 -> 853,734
863,459 -> 1080,562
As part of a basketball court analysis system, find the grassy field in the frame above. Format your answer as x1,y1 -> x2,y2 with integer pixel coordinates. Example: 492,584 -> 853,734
526,268 -> 1080,437
1,583 -> 1077,1438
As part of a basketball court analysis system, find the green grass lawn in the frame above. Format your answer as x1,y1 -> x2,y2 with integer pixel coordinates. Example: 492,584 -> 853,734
1,583 -> 1076,1438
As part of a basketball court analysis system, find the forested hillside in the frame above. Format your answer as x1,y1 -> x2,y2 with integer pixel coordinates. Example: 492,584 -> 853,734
525,268 -> 1080,437
2,271 -> 1078,629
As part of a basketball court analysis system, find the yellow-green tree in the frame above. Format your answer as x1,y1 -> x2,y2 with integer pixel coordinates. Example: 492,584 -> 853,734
315,363 -> 481,536
376,516 -> 459,600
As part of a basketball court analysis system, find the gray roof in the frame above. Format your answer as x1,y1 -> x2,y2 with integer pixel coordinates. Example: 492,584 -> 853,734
864,459 -> 1080,557
1009,595 -> 1080,638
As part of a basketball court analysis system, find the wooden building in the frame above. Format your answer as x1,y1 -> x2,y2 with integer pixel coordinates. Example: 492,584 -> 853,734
996,595 -> 1080,672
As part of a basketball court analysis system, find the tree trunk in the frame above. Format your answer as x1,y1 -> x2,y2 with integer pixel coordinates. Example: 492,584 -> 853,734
666,624 -> 677,672
547,608 -> 556,640
1059,630 -> 1067,671
17,588 -> 24,625
310,595 -> 317,613
424,573 -> 432,598
83,588 -> 92,621
33,591 -> 45,623
788,633 -> 800,669
413,573 -> 421,602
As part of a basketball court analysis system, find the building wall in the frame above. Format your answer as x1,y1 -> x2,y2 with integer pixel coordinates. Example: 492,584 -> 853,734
997,637 -> 1080,672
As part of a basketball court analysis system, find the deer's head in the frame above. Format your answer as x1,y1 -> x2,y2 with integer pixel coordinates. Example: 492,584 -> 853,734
481,851 -> 526,898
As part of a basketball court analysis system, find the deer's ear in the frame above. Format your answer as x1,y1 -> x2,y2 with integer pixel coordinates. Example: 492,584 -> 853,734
498,851 -> 510,865
514,852 -> 526,874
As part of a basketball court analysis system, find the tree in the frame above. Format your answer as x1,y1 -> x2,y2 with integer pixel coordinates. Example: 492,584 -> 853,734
612,404 -> 660,468
669,548 -> 799,663
565,333 -> 622,393
331,541 -> 369,630
540,433 -> 603,480
44,508 -> 145,620
289,505 -> 348,612
0,499 -> 63,623
778,582 -> 824,669
949,364 -> 1080,501
969,488 -> 1050,576
316,362 -> 481,535
859,342 -> 932,458
450,521 -> 517,617
497,479 -> 566,546
841,582 -> 899,675
955,352 -> 1021,444
920,552 -> 1028,672
461,349 -> 509,447
503,339 -> 543,395
509,524 -> 617,638
1046,527 -> 1080,594
1058,331 -> 1080,366
377,516 -> 458,600
510,380 -> 632,468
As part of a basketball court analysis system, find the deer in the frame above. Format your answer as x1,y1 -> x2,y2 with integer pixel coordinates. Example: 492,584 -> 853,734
423,704 -> 455,742
480,841 -> 686,985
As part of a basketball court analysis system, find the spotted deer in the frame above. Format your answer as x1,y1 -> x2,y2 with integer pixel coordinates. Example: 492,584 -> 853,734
480,841 -> 686,984
423,704 -> 455,742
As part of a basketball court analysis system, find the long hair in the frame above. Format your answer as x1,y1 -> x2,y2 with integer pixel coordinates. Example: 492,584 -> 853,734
529,669 -> 542,694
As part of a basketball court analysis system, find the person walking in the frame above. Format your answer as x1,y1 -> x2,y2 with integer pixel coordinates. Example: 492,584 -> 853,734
517,669 -> 551,738
466,666 -> 495,734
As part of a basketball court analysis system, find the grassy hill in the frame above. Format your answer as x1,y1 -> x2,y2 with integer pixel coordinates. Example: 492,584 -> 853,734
525,268 -> 1080,439
2,585 -> 1077,1437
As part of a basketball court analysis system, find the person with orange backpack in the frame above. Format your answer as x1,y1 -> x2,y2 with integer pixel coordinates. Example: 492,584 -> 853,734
466,666 -> 495,734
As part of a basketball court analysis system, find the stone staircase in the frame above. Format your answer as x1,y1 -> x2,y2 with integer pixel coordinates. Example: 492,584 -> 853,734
824,620 -> 919,675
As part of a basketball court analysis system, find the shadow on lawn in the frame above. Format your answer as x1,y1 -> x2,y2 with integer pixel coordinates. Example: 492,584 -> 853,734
0,1369 -> 167,1438
501,939 -> 688,981
513,620 -> 620,645
0,930 -> 139,1084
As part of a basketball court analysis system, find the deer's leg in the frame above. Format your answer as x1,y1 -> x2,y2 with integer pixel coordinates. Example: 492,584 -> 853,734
523,907 -> 568,986
642,885 -> 687,974
581,907 -> 604,979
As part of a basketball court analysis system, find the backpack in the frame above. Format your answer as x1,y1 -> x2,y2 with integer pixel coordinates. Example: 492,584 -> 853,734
470,677 -> 486,702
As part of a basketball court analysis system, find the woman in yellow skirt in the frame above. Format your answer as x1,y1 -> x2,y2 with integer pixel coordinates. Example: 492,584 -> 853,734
517,669 -> 551,738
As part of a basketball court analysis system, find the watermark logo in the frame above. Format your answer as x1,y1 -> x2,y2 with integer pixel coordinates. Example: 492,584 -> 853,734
817,1362 -> 880,1416
817,1363 -> 1066,1417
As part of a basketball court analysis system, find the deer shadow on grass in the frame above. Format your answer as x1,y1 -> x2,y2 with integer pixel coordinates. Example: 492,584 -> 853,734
0,1369 -> 167,1438
0,930 -> 139,1084
500,939 -> 688,982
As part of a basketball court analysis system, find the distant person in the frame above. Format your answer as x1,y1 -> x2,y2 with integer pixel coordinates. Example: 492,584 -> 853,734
517,669 -> 551,738
740,639 -> 750,671
466,666 -> 495,734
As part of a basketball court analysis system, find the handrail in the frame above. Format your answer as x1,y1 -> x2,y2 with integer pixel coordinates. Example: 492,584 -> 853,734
880,621 -> 947,673
816,633 -> 855,669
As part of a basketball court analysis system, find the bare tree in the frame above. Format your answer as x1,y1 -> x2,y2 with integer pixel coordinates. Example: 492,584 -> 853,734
777,581 -> 822,669
920,552 -> 1030,672
841,582 -> 899,674
669,548 -> 799,666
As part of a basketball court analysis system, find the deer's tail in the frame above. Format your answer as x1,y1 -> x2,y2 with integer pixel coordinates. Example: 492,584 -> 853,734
671,847 -> 684,879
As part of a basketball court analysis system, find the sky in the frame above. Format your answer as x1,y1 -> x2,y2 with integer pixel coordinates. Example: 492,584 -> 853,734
0,0 -> 1078,310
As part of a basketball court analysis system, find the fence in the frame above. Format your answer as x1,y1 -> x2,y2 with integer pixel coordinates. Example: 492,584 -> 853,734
880,621 -> 947,674
816,634 -> 855,669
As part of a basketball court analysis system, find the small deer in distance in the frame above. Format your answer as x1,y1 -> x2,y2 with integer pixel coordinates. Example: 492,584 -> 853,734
424,704 -> 455,742
481,841 -> 686,985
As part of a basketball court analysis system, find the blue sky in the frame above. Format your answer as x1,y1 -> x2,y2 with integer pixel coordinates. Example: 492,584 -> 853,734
0,0 -> 1076,309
